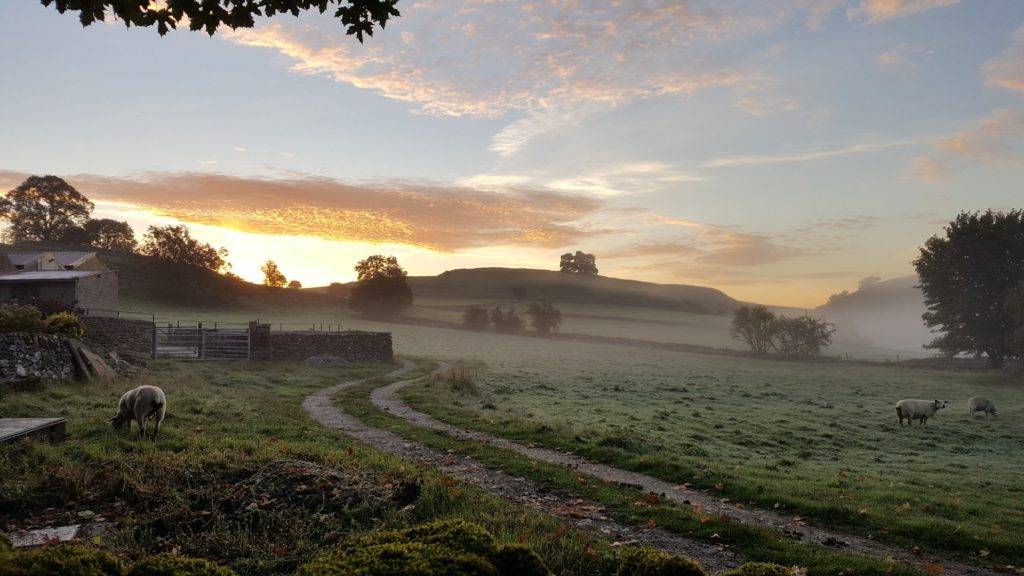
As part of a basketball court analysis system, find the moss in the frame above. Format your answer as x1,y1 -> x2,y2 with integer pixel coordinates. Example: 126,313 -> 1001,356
615,546 -> 705,576
719,563 -> 794,576
0,545 -> 124,576
295,519 -> 550,576
126,555 -> 237,576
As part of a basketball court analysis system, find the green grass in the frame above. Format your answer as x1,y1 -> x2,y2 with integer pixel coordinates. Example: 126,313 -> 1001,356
398,349 -> 1023,566
0,361 -> 625,576
333,364 -> 919,576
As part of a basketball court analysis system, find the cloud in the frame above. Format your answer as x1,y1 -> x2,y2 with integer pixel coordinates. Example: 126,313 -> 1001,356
546,162 -> 706,197
702,139 -> 918,168
984,25 -> 1024,93
847,0 -> 959,23
603,240 -> 699,259
875,44 -> 934,70
910,109 -> 1024,181
0,170 -> 609,251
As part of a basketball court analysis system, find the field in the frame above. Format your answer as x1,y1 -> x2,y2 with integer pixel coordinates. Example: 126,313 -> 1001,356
0,360 -> 620,575
112,297 -> 1024,567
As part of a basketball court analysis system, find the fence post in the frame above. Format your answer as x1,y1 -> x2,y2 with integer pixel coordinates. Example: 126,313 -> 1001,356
151,321 -> 157,359
198,322 -> 205,359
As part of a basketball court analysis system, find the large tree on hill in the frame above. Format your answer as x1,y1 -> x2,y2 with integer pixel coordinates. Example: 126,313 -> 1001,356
914,210 -> 1024,368
0,175 -> 94,242
559,251 -> 598,275
349,255 -> 413,319
82,218 -> 137,252
261,260 -> 287,287
140,224 -> 229,272
41,0 -> 399,39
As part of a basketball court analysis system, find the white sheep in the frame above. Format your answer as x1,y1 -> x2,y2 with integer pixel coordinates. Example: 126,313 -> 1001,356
109,385 -> 167,440
968,396 -> 999,417
895,399 -> 948,427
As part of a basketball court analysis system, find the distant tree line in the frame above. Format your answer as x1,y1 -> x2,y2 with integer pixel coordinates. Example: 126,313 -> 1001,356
731,305 -> 835,357
462,301 -> 562,335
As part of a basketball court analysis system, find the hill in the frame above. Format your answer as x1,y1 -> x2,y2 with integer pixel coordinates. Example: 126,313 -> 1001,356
2,241 -> 341,310
320,267 -> 739,314
815,275 -> 932,354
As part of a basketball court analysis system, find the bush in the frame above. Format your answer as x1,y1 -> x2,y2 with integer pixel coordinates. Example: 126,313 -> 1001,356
44,311 -> 86,338
719,563 -> 793,576
489,307 -> 523,333
0,545 -> 124,576
462,305 -> 491,330
0,304 -> 44,334
525,301 -> 561,335
295,519 -> 550,576
127,555 -> 237,576
615,546 -> 704,576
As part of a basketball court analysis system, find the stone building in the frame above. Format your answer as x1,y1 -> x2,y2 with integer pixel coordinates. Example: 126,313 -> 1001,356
0,251 -> 118,311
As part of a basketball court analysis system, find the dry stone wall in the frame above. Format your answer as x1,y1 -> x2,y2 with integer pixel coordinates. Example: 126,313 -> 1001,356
81,316 -> 153,361
265,331 -> 393,363
0,333 -> 74,380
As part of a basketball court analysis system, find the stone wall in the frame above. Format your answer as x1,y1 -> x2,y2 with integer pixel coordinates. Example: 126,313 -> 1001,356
265,330 -> 393,363
81,316 -> 153,361
0,333 -> 73,380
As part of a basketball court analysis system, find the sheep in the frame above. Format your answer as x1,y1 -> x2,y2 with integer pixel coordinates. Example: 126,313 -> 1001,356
968,396 -> 999,417
895,399 -> 948,427
109,385 -> 166,440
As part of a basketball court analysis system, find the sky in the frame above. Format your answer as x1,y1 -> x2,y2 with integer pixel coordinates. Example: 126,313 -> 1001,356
1,0 -> 1023,307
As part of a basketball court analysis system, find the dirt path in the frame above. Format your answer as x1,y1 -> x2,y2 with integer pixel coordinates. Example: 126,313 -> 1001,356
369,364 -> 1001,576
303,361 -> 746,573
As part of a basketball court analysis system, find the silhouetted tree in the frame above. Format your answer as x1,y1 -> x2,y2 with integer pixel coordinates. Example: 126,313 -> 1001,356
526,301 -> 561,335
262,260 -> 287,287
510,285 -> 528,301
42,0 -> 400,40
82,218 -> 137,251
489,306 -> 523,333
559,251 -> 598,275
349,254 -> 413,318
288,279 -> 303,289
462,305 -> 490,330
0,175 -> 93,242
771,316 -> 835,357
914,210 -> 1024,368
140,224 -> 229,272
730,305 -> 776,355
1005,283 -> 1024,370
327,282 -> 348,298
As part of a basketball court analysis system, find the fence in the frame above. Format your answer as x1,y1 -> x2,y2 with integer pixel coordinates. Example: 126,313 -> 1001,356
153,322 -> 251,360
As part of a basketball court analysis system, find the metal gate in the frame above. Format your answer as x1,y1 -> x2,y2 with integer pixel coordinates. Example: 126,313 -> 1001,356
154,323 -> 251,360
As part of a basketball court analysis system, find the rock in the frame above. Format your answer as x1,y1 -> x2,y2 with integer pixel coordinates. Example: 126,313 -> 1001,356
15,364 -> 27,377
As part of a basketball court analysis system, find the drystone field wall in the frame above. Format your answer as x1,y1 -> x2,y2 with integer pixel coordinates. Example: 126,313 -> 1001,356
81,316 -> 153,360
266,331 -> 393,363
0,333 -> 74,380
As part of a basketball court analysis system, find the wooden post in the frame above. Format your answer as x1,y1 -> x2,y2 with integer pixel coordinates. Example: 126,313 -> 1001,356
198,322 -> 205,359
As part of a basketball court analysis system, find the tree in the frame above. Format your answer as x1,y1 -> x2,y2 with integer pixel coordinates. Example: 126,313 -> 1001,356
559,250 -> 598,275
730,305 -> 777,355
0,175 -> 93,242
1005,283 -> 1024,370
462,305 -> 490,330
771,316 -> 835,357
349,254 -> 413,318
526,301 -> 561,335
82,218 -> 137,251
42,0 -> 400,41
288,279 -> 303,289
914,210 -> 1024,368
261,260 -> 287,287
140,224 -> 229,272
489,306 -> 523,333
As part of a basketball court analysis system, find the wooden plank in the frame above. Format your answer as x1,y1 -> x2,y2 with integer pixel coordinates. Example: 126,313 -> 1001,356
0,418 -> 68,444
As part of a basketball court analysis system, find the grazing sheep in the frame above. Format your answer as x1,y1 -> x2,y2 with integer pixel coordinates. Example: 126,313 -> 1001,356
110,385 -> 166,440
895,399 -> 948,427
968,396 -> 999,417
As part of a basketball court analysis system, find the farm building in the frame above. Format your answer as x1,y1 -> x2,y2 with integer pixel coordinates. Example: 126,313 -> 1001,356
0,251 -> 118,311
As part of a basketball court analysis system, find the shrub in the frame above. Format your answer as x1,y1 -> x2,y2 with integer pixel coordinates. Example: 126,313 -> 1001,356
615,546 -> 704,576
44,311 -> 86,338
127,555 -> 237,576
526,301 -> 561,335
462,305 -> 491,330
489,306 -> 523,333
295,519 -> 550,576
0,545 -> 124,576
0,304 -> 44,334
719,563 -> 793,576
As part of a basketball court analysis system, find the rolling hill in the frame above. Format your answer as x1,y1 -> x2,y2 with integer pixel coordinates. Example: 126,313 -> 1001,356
815,275 -> 932,354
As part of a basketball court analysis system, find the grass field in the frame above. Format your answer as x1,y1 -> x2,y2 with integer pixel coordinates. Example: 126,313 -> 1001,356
0,361 -> 621,575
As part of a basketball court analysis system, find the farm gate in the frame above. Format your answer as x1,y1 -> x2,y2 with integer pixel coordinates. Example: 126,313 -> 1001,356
153,322 -> 251,360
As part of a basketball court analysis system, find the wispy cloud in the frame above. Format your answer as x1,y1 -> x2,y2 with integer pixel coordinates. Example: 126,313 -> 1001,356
847,0 -> 959,23
910,109 -> 1024,181
702,139 -> 918,168
546,162 -> 706,197
984,25 -> 1024,93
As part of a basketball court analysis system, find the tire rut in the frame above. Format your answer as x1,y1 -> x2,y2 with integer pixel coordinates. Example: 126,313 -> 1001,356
370,363 -> 1001,576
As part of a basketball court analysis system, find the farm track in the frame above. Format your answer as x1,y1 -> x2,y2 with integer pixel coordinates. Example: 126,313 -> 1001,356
303,360 -> 746,573
365,363 -> 1003,576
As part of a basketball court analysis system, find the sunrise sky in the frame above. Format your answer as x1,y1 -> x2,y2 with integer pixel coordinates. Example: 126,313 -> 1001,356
2,1 -> 1023,306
